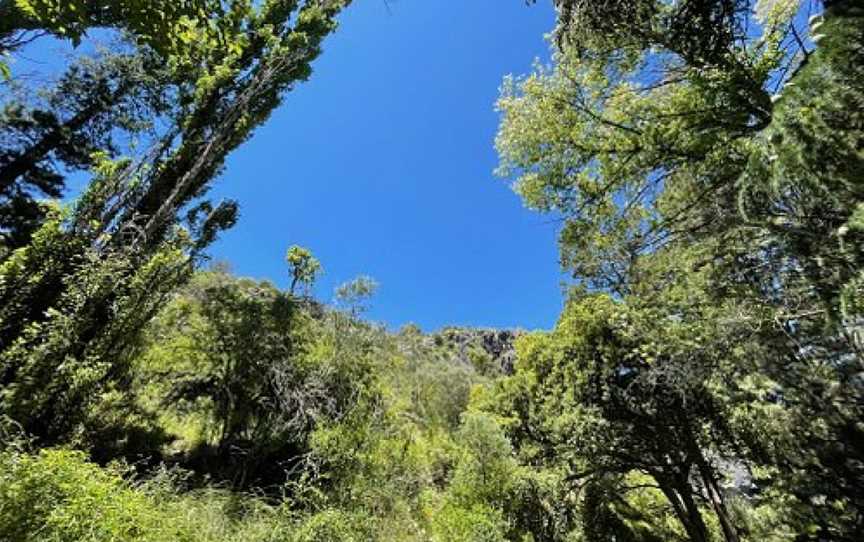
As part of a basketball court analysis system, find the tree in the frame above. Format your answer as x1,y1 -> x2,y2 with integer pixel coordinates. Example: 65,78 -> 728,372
133,266 -> 386,491
0,0 -> 231,84
488,285 -> 775,542
500,0 -> 812,293
737,1 -> 864,321
334,275 -> 378,317
0,51 -> 173,251
502,1 -> 864,538
510,0 -> 864,320
144,271 -> 318,486
0,0 -> 352,445
427,412 -> 527,542
539,0 -> 758,64
286,244 -> 323,295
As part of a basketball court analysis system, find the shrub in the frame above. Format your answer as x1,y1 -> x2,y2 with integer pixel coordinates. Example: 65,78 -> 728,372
0,448 -> 295,542
0,448 -> 191,542
289,509 -> 373,542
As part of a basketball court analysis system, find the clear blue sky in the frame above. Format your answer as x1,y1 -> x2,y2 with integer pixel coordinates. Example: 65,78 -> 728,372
208,0 -> 565,331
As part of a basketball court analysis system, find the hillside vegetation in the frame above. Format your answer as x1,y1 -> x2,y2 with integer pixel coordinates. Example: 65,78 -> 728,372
1,0 -> 863,541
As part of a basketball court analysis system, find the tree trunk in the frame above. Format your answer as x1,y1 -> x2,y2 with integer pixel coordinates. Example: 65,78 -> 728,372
656,471 -> 711,542
695,455 -> 741,542
678,479 -> 712,542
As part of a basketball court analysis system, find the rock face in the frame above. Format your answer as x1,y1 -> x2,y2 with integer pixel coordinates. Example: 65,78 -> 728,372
428,328 -> 521,375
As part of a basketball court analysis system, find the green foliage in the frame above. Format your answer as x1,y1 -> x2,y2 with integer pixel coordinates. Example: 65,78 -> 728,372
497,0 -> 798,291
334,275 -> 379,315
486,293 -> 730,541
133,269 -> 382,489
289,509 -> 373,542
0,448 -> 215,542
427,501 -> 508,542
3,0 -> 219,54
286,244 -> 323,294
738,5 -> 864,320
449,413 -> 518,505
422,414 -> 516,542
0,1 -> 862,542
0,205 -> 194,442
0,0 -> 351,446
495,2 -> 864,540
0,446 -> 352,542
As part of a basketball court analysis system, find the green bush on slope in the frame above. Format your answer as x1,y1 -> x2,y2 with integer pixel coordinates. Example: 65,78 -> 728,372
0,448 -> 297,542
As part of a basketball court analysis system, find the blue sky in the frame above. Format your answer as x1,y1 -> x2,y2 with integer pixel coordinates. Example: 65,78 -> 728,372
207,0 -> 566,331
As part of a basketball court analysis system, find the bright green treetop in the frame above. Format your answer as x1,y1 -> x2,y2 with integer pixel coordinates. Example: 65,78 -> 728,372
286,244 -> 323,295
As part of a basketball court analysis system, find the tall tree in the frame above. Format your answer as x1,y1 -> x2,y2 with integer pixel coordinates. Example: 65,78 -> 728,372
142,270 -> 369,488
738,1 -> 864,321
0,0 -> 351,444
501,0 -> 864,539
486,260 -> 783,542
498,0 -> 803,292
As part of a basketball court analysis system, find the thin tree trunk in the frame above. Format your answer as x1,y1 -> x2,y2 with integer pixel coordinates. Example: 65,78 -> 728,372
656,471 -> 711,542
678,479 -> 712,542
696,456 -> 741,542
